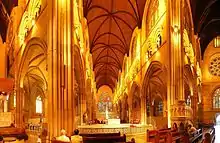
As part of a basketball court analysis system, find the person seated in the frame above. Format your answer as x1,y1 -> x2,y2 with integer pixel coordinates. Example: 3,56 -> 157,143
202,133 -> 211,143
71,129 -> 82,143
56,129 -> 70,142
172,122 -> 178,131
0,136 -> 3,143
187,124 -> 197,134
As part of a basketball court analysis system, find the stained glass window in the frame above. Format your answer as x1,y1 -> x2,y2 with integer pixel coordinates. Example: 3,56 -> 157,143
98,92 -> 113,112
36,96 -> 42,114
213,88 -> 220,109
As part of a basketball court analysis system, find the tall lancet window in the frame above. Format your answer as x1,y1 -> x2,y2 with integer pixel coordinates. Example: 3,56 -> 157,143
213,88 -> 220,109
36,96 -> 42,114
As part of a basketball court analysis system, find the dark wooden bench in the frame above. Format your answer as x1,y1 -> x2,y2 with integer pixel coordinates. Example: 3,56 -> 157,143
147,128 -> 184,143
0,127 -> 27,140
167,131 -> 184,143
147,129 -> 159,143
80,132 -> 120,137
188,129 -> 203,143
51,140 -> 70,143
83,134 -> 126,143
0,127 -> 25,136
205,127 -> 215,143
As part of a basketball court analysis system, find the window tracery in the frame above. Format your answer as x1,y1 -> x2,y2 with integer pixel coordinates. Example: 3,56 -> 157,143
209,56 -> 220,76
98,92 -> 112,112
213,88 -> 220,109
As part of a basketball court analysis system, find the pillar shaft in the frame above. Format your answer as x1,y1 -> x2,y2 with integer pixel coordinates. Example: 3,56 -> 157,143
48,0 -> 74,137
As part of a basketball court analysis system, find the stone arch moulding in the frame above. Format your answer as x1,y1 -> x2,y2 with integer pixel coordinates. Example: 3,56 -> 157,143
129,82 -> 141,122
129,82 -> 141,106
141,61 -> 167,125
17,37 -> 47,90
74,44 -> 86,93
142,61 -> 167,101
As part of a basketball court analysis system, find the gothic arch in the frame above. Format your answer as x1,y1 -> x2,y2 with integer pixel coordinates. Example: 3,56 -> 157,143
16,37 -> 47,122
122,93 -> 129,123
142,61 -> 167,100
129,82 -> 141,122
74,45 -> 86,125
17,37 -> 47,87
184,64 -> 199,120
184,65 -> 194,101
142,61 -> 167,117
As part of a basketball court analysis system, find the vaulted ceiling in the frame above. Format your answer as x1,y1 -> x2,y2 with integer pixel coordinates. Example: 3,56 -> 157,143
83,0 -> 146,90
191,0 -> 220,57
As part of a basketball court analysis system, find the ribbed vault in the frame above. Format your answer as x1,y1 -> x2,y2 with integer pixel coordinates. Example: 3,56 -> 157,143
83,0 -> 146,90
191,0 -> 220,57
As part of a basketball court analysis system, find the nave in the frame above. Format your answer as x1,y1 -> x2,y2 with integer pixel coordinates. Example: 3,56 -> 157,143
0,0 -> 220,143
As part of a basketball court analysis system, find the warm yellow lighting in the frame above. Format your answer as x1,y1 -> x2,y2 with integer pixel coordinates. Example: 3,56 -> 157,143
183,29 -> 195,66
32,19 -> 35,26
18,0 -> 41,46
173,25 -> 179,33
80,47 -> 84,54
159,0 -> 166,15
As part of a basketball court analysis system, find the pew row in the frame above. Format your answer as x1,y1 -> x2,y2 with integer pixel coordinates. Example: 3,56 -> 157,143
79,132 -> 120,137
147,128 -> 204,143
52,133 -> 135,143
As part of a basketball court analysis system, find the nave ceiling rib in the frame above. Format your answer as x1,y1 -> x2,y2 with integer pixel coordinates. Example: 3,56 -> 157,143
83,0 -> 146,90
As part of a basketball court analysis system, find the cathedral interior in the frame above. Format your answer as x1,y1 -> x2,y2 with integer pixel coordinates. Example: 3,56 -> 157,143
0,0 -> 220,143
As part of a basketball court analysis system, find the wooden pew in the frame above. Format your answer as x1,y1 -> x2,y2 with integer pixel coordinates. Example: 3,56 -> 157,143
189,129 -> 203,143
147,130 -> 159,143
147,128 -> 184,143
79,132 -> 120,137
0,127 -> 26,138
0,127 -> 25,136
183,129 -> 203,143
206,127 -> 215,143
83,134 -> 126,143
167,131 -> 184,143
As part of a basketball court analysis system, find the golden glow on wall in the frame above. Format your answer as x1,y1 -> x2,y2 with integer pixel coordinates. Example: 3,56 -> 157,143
183,29 -> 195,66
196,62 -> 202,86
18,0 -> 41,46
113,2 -> 166,103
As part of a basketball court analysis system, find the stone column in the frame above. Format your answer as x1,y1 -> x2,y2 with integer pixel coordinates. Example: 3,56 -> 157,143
15,87 -> 24,128
168,0 -> 189,125
48,0 -> 74,137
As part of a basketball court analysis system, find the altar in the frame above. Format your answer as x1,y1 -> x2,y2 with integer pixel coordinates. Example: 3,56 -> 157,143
0,112 -> 14,127
78,124 -> 153,135
108,119 -> 120,125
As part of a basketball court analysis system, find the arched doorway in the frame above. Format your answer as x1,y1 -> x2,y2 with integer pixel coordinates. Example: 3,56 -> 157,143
142,61 -> 167,128
74,45 -> 86,126
130,83 -> 141,123
17,38 -> 47,127
123,94 -> 129,123
184,65 -> 198,120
